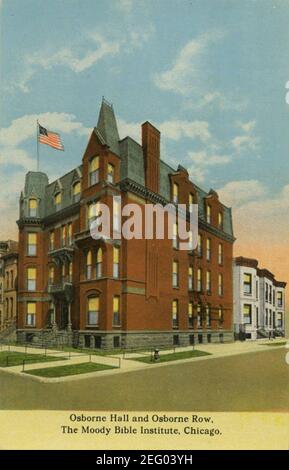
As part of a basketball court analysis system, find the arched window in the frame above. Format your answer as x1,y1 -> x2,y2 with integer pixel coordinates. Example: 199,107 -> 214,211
10,271 -> 14,289
28,198 -> 38,217
61,225 -> 67,247
87,296 -> 99,325
27,233 -> 37,256
54,192 -> 62,211
197,234 -> 203,257
72,181 -> 81,202
49,231 -> 55,251
206,204 -> 211,224
86,250 -> 92,279
206,270 -> 211,294
96,248 -> 102,278
89,157 -> 99,186
206,238 -> 211,261
61,263 -> 65,282
10,297 -> 13,317
218,243 -> 223,265
218,211 -> 223,229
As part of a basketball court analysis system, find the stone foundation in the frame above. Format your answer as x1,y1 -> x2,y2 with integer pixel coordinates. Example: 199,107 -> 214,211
17,329 -> 234,350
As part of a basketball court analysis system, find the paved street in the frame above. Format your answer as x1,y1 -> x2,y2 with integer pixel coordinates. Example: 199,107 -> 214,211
0,347 -> 288,411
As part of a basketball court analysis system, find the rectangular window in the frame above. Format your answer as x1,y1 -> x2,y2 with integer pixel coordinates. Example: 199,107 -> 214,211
218,273 -> 223,296
269,285 -> 272,304
188,302 -> 193,328
206,305 -> 211,327
107,163 -> 114,184
243,304 -> 252,324
172,300 -> 179,328
172,261 -> 179,288
243,273 -> 252,294
173,183 -> 179,204
189,193 -> 194,213
113,296 -> 120,326
256,280 -> 259,300
72,181 -> 81,203
67,223 -> 72,245
173,223 -> 178,249
218,243 -> 223,265
48,266 -> 54,285
197,268 -> 202,292
277,291 -> 283,307
197,234 -> 202,257
89,157 -> 99,186
26,302 -> 36,326
113,246 -> 120,278
113,198 -> 121,233
277,312 -> 283,328
49,231 -> 55,251
29,199 -> 37,217
188,266 -> 193,290
27,233 -> 37,256
206,271 -> 211,294
265,284 -> 269,302
206,204 -> 211,224
87,297 -> 99,325
218,307 -> 223,327
27,267 -> 36,291
197,304 -> 202,327
87,201 -> 99,228
61,225 -> 66,247
206,238 -> 211,261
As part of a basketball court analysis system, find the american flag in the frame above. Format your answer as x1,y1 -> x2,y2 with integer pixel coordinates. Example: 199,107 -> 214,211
38,124 -> 64,151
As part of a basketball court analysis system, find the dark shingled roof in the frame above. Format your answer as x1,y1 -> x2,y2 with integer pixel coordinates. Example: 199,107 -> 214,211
20,100 -> 234,239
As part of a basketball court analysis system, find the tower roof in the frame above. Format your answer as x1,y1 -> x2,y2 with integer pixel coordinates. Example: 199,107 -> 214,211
95,98 -> 120,156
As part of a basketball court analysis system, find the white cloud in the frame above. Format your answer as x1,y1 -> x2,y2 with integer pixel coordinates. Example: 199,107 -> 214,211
217,180 -> 266,207
231,120 -> 260,153
118,118 -> 211,143
28,33 -> 120,73
195,92 -> 248,111
0,170 -> 27,239
153,31 -> 224,95
0,112 -> 89,148
188,150 -> 232,166
231,134 -> 259,153
116,0 -> 134,12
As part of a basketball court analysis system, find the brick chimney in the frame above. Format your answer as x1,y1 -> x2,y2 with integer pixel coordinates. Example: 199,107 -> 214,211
142,121 -> 160,194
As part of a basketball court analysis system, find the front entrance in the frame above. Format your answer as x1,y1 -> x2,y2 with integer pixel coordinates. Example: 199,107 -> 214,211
60,302 -> 68,329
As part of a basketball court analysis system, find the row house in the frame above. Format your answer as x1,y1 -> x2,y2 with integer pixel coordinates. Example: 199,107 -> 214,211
233,257 -> 286,340
0,240 -> 18,331
17,99 -> 235,349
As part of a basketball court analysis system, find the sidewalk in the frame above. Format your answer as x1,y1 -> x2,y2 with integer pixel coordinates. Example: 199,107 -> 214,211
0,338 -> 287,383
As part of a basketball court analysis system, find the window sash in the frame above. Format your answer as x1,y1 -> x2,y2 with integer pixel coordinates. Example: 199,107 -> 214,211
88,311 -> 99,325
26,314 -> 35,326
90,169 -> 99,186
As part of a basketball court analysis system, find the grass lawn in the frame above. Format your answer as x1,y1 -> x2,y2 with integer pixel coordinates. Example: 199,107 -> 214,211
130,349 -> 211,364
0,351 -> 67,367
262,341 -> 287,347
61,346 -> 124,356
24,362 -> 116,378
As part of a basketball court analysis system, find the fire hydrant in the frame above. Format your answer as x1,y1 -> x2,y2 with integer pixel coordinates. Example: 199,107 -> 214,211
154,349 -> 160,361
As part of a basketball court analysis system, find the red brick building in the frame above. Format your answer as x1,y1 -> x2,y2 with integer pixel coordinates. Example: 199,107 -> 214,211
17,99 -> 235,349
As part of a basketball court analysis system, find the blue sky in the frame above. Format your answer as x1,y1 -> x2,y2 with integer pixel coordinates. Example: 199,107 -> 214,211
1,0 -> 289,281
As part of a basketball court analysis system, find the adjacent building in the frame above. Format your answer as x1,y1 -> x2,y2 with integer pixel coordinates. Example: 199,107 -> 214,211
17,99 -> 235,349
233,257 -> 286,340
0,240 -> 18,331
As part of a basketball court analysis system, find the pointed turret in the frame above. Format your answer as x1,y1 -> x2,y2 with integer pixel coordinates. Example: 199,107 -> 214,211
95,98 -> 120,156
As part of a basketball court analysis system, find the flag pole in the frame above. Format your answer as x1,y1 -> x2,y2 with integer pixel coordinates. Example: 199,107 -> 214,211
36,120 -> 39,171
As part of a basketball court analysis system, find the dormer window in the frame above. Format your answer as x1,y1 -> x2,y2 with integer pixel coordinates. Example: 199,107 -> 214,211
28,198 -> 37,217
189,193 -> 194,213
173,183 -> 179,204
54,192 -> 62,211
89,156 -> 99,186
107,163 -> 114,184
218,211 -> 223,230
72,181 -> 81,203
206,204 -> 211,224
